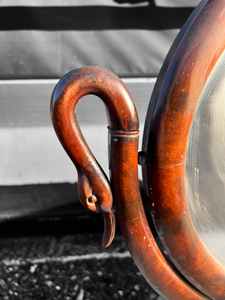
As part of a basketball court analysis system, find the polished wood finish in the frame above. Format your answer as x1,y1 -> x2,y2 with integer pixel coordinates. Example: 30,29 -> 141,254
109,129 -> 208,300
51,66 -> 208,299
142,0 -> 225,299
51,66 -> 139,247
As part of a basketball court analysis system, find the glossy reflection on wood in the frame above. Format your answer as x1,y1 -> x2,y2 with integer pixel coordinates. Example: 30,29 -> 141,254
142,0 -> 225,299
51,66 -> 208,300
51,66 -> 139,247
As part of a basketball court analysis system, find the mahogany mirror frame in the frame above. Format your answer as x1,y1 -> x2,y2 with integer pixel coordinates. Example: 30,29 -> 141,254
50,0 -> 225,299
51,65 -> 210,300
142,0 -> 225,299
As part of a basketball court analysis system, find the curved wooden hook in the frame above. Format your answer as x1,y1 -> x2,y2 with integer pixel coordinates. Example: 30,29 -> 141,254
50,66 -> 139,247
50,66 -> 209,299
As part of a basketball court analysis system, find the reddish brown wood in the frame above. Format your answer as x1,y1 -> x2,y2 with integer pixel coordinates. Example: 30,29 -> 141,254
51,67 -> 137,247
142,0 -> 225,299
109,129 -> 209,300
51,66 -> 208,300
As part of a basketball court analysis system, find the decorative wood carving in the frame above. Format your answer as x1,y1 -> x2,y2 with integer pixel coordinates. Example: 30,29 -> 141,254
51,66 -> 208,300
50,0 -> 225,298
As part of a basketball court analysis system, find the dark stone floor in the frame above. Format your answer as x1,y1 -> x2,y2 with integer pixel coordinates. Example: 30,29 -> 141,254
0,215 -> 163,300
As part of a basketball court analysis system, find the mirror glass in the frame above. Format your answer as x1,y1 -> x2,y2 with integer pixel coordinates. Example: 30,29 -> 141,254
186,50 -> 225,266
